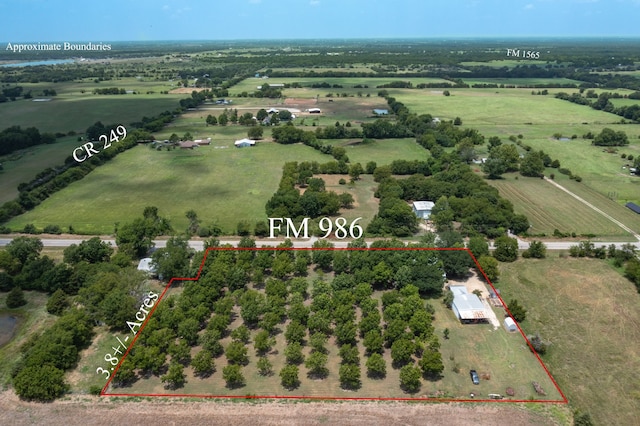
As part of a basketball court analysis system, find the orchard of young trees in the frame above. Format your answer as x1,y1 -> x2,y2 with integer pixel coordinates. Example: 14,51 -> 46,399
106,238 -> 449,395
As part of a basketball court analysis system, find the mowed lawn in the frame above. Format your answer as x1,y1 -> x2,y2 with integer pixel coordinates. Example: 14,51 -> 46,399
498,257 -> 640,426
6,140 -> 331,234
486,174 -> 639,239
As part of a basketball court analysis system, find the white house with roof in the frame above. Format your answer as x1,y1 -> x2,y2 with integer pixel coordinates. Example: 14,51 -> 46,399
234,138 -> 256,148
412,201 -> 435,219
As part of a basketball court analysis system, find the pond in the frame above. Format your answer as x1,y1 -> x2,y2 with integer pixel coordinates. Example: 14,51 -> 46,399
0,59 -> 75,68
0,314 -> 18,347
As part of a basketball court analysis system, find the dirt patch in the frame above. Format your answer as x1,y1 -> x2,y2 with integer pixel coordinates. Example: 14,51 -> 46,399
0,391 -> 559,426
284,97 -> 318,107
169,87 -> 208,94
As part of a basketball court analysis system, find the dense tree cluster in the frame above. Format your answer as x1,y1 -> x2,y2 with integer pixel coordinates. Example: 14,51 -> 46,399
0,125 -> 56,156
265,162 -> 350,221
555,91 -> 640,122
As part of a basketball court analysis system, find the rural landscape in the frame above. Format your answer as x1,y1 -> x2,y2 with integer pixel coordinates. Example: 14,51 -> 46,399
1,8 -> 640,425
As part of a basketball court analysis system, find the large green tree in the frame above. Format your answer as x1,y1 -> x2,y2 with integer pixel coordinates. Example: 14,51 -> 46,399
13,365 -> 68,401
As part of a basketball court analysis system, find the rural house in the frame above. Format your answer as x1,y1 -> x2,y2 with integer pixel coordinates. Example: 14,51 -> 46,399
412,201 -> 435,219
234,138 -> 256,148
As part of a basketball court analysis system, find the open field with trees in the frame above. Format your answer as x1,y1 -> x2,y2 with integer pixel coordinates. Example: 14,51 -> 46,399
0,136 -> 81,204
498,255 -> 640,426
0,91 -> 182,134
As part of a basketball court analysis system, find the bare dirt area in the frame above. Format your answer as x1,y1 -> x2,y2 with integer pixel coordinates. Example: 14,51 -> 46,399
168,87 -> 208,94
284,97 -> 318,107
0,391 -> 560,426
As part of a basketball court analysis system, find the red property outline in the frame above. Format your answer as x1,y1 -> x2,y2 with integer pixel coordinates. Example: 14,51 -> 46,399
101,246 -> 568,404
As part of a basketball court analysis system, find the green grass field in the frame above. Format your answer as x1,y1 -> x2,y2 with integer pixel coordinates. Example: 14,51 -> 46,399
498,256 -> 640,426
0,136 -> 81,204
0,78 -> 185,133
321,138 -> 429,165
485,173 -> 640,239
393,86 -> 640,215
5,129 -> 335,234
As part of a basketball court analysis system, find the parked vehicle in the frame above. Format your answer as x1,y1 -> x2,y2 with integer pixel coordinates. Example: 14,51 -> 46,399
470,369 -> 480,385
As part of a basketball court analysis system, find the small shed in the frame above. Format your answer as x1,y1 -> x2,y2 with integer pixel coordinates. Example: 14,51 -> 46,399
504,317 -> 517,332
234,138 -> 256,148
308,108 -> 321,114
412,201 -> 435,219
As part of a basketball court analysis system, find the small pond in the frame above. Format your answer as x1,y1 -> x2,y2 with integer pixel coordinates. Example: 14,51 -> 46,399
0,314 -> 18,347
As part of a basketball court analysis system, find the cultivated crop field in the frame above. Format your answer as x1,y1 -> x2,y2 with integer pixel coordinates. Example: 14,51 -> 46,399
498,256 -> 640,426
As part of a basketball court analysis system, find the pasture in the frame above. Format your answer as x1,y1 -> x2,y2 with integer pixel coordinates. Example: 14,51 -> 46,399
485,173 -> 640,240
4,126 -> 335,234
498,256 -> 640,426
0,136 -> 80,204
393,86 -> 640,210
0,78 -> 184,133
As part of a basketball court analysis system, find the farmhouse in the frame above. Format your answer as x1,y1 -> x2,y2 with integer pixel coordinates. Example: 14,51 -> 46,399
257,84 -> 285,89
449,285 -> 487,324
234,138 -> 256,148
179,141 -> 199,149
412,201 -> 435,219
267,108 -> 279,114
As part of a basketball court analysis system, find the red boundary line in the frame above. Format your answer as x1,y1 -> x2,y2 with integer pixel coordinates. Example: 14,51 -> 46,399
101,246 -> 568,404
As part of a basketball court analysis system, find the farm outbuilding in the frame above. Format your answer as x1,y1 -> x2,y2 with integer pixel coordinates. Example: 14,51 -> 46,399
234,138 -> 256,148
450,286 -> 488,324
373,109 -> 389,115
504,317 -> 517,332
412,201 -> 435,219
308,108 -> 321,114
625,202 -> 640,215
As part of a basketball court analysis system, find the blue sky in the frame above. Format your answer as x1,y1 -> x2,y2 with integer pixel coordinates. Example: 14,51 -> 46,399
1,0 -> 639,42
